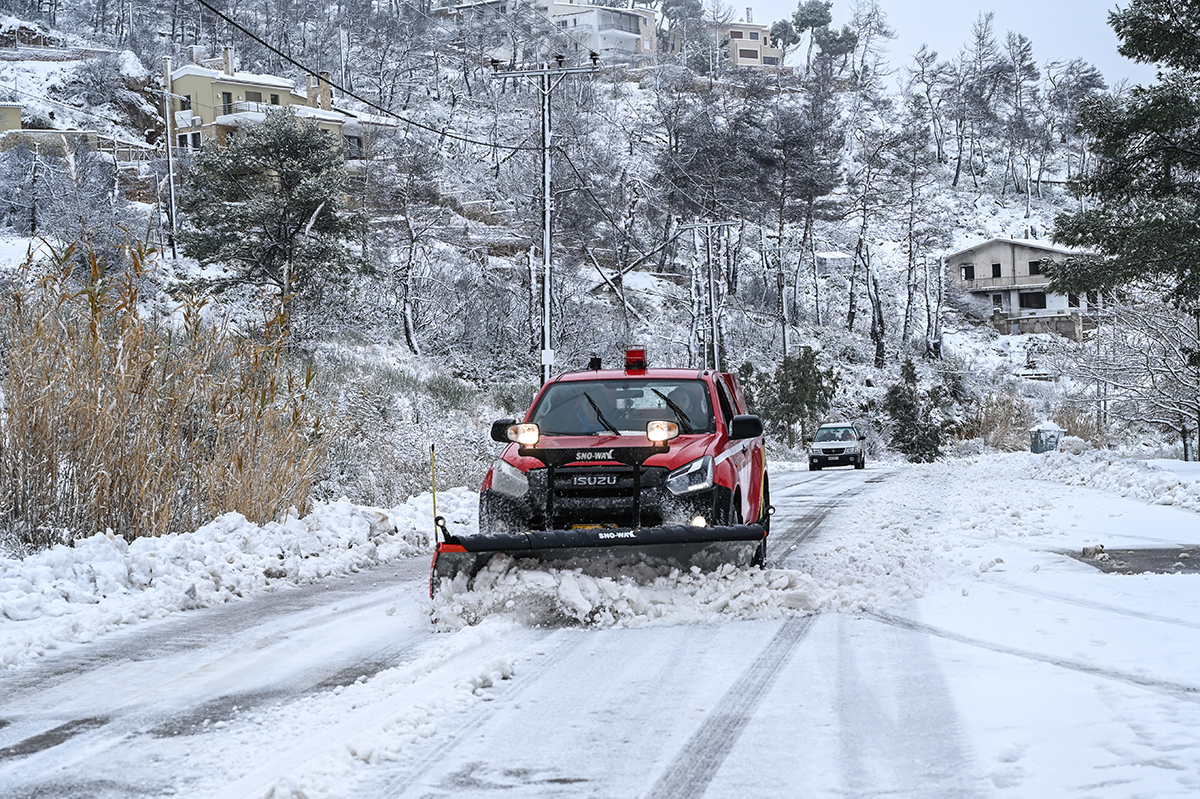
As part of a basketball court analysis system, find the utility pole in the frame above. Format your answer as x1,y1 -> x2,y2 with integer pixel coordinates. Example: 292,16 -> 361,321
162,56 -> 178,259
679,218 -> 738,371
491,55 -> 599,385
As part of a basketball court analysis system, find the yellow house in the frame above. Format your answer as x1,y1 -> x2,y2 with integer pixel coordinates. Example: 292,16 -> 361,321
721,18 -> 784,69
0,103 -> 21,131
165,48 -> 375,167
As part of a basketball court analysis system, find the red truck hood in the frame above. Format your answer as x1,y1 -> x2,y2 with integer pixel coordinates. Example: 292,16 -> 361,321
499,433 -> 720,473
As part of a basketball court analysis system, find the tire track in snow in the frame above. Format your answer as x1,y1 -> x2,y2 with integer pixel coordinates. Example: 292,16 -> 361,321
868,611 -> 1200,704
769,470 -> 886,568
985,579 -> 1200,631
643,616 -> 814,799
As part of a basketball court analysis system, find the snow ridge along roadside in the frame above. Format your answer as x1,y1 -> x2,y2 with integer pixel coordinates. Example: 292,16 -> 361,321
0,490 -> 476,668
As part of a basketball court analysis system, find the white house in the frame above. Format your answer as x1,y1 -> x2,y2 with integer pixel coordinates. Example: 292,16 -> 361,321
946,237 -> 1101,340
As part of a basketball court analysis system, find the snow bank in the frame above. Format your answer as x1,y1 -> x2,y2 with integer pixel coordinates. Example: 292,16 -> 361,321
0,489 -> 476,668
1028,450 -> 1200,512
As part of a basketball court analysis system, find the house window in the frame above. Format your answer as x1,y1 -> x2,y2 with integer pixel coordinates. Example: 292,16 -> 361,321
246,90 -> 263,103
343,135 -> 364,159
221,92 -> 233,114
1068,293 -> 1080,308
991,263 -> 1002,278
762,56 -> 778,65
499,4 -> 507,10
190,131 -> 202,148
1028,260 -> 1043,275
558,19 -> 567,27
177,133 -> 188,149
992,294 -> 1003,308
1087,290 -> 1099,308
749,31 -> 759,40
739,49 -> 758,59
270,94 -> 280,105
730,30 -> 743,38
960,264 -> 975,281
1018,292 -> 1047,310
181,95 -> 192,111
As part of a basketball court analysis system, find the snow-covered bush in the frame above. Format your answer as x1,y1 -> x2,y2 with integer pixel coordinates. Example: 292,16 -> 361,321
1058,435 -> 1093,455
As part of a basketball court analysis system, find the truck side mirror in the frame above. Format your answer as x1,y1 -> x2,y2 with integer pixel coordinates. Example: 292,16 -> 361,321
490,419 -> 517,442
729,414 -> 763,440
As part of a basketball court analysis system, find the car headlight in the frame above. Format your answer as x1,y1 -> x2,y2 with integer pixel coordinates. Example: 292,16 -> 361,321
490,459 -> 529,498
667,455 -> 714,495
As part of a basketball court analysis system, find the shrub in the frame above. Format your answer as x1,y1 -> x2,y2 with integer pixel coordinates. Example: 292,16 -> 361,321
0,240 -> 328,553
960,391 -> 1037,451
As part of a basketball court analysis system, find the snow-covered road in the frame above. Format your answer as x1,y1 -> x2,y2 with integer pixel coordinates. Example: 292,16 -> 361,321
3,454 -> 1200,798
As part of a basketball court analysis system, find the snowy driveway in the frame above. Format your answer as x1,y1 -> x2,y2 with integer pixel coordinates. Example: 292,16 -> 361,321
2,455 -> 1200,798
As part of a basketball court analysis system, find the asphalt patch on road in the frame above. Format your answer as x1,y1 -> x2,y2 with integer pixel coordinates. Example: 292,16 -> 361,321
1071,545 -> 1200,574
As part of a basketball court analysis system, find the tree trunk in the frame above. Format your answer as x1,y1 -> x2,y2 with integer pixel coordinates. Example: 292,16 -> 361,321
868,270 -> 886,368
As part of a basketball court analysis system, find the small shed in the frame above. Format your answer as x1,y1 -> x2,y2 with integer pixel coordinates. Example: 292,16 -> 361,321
815,251 -> 852,277
1030,422 -> 1066,454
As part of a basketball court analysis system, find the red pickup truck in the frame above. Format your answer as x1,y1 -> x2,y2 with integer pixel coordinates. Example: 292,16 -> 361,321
431,350 -> 771,592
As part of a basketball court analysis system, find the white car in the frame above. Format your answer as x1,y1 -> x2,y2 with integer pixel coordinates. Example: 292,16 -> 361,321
808,422 -> 866,470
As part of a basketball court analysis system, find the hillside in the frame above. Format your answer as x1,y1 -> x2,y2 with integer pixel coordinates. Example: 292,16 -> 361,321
0,2 -> 1180,550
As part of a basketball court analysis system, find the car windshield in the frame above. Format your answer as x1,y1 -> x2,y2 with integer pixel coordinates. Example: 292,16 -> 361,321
814,427 -> 856,442
530,379 -> 715,436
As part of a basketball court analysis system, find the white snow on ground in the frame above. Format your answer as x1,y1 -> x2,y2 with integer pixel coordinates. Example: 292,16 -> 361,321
4,451 -> 1200,798
5,452 -> 1198,670
0,489 -> 477,667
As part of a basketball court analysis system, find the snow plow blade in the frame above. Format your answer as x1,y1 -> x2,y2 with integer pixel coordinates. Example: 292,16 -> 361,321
431,523 -> 765,596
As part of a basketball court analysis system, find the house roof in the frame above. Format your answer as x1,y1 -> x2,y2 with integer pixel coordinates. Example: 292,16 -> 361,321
945,237 -> 1089,261
170,64 -> 298,91
214,104 -> 350,128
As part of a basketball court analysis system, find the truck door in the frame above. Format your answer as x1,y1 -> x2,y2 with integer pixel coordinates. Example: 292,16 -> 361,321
713,378 -> 755,523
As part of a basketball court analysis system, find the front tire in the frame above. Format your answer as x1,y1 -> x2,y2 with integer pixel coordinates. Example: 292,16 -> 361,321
809,462 -> 822,471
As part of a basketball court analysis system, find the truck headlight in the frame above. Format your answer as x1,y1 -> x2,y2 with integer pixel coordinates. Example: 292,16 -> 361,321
667,455 -> 713,495
490,459 -> 529,498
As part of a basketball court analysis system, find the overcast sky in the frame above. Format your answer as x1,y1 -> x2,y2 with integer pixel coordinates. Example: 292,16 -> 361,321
746,0 -> 1158,87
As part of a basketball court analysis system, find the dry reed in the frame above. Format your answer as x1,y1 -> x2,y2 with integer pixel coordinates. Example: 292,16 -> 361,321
0,239 -> 328,550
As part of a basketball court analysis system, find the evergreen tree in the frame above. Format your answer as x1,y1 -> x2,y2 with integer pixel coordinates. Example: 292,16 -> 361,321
178,108 -> 365,318
759,347 -> 839,447
1052,0 -> 1200,304
883,358 -> 942,462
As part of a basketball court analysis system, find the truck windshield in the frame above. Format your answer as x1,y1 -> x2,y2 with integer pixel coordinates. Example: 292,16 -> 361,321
530,379 -> 715,436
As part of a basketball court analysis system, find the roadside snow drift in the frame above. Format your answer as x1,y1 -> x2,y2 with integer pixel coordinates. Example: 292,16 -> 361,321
0,490 -> 475,668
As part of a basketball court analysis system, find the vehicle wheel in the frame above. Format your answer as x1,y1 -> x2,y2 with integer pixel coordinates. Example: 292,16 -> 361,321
758,476 -> 771,534
809,462 -> 822,471
726,491 -> 743,526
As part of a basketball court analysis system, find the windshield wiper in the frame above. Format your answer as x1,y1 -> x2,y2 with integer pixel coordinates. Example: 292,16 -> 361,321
583,392 -> 621,436
652,388 -> 694,433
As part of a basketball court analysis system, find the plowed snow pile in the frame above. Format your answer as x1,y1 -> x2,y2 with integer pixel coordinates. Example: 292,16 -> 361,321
0,490 -> 476,667
432,560 -> 826,629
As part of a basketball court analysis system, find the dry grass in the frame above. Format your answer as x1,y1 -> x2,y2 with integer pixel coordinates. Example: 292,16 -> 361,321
959,390 -> 1038,451
0,240 -> 328,551
1052,401 -> 1106,447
